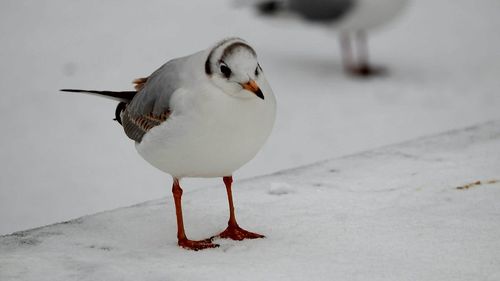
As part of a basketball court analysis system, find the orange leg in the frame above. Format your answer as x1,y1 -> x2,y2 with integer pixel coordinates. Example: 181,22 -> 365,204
171,178 -> 218,250
215,176 -> 265,240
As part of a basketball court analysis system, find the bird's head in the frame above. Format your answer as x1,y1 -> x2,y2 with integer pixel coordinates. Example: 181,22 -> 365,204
205,38 -> 265,100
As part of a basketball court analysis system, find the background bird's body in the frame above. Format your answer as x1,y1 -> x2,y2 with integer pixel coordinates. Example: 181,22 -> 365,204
256,0 -> 407,31
333,0 -> 408,32
253,0 -> 409,76
284,0 -> 355,24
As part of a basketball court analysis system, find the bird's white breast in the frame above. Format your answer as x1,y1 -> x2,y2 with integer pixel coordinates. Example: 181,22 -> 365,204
135,78 -> 276,179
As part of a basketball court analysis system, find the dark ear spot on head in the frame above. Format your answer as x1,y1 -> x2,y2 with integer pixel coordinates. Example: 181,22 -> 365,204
205,56 -> 212,75
255,63 -> 262,76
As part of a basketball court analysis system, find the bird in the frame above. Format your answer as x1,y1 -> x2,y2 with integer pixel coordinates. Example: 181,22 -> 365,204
249,0 -> 409,76
62,37 -> 276,250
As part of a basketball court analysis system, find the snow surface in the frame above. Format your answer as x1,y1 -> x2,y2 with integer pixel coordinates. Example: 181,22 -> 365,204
1,0 -> 500,235
1,121 -> 500,281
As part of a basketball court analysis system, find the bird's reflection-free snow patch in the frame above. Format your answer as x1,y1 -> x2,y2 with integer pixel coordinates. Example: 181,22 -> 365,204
268,182 -> 296,195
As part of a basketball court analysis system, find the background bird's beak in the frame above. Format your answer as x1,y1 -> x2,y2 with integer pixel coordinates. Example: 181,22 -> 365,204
242,80 -> 265,100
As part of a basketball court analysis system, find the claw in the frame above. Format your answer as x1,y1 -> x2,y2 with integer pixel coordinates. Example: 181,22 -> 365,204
178,238 -> 219,251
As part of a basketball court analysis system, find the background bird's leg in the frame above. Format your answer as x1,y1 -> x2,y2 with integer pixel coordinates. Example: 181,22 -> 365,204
214,176 -> 265,240
356,30 -> 371,74
171,178 -> 218,250
339,32 -> 355,74
353,30 -> 386,77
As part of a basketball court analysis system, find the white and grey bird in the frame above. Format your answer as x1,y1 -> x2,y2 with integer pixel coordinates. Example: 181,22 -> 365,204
249,0 -> 409,76
62,38 -> 276,250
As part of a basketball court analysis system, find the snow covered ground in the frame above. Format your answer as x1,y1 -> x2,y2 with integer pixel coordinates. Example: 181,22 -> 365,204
1,121 -> 499,281
1,0 -> 500,235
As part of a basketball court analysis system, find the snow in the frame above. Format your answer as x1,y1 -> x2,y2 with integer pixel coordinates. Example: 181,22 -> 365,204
268,182 -> 296,195
1,0 -> 500,238
1,121 -> 500,281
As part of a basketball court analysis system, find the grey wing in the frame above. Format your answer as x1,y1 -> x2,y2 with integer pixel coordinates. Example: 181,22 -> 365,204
121,57 -> 186,143
289,0 -> 356,22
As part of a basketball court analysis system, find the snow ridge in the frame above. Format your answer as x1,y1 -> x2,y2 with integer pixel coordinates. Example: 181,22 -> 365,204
1,121 -> 500,281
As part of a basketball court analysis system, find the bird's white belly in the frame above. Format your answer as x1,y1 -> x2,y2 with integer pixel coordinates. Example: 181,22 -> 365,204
135,92 -> 275,178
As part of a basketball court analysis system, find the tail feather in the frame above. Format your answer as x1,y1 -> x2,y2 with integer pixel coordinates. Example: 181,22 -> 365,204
60,89 -> 136,103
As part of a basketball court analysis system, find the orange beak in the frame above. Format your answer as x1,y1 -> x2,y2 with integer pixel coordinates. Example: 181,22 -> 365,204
242,80 -> 264,100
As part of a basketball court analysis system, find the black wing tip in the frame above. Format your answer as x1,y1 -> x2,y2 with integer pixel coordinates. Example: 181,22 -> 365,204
59,89 -> 136,102
60,89 -> 82,92
60,89 -> 100,94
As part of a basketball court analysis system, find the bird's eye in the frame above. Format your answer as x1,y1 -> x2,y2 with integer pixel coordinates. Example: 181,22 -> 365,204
220,64 -> 232,79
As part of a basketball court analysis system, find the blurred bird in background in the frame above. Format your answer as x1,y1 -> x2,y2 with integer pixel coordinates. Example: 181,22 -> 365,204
244,0 -> 409,77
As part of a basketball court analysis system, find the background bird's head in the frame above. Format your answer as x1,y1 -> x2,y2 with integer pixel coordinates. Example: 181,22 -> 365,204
255,0 -> 287,15
205,38 -> 265,100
